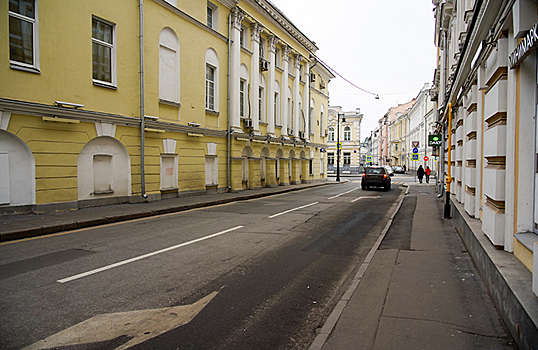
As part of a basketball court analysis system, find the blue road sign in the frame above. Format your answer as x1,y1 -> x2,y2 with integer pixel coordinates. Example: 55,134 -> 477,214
412,147 -> 419,153
412,154 -> 419,161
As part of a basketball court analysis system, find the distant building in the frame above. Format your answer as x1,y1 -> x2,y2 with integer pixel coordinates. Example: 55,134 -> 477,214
379,100 -> 415,166
327,107 -> 363,174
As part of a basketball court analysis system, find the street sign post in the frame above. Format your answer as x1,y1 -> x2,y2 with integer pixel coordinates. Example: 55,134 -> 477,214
412,154 -> 419,161
366,156 -> 372,163
412,141 -> 419,148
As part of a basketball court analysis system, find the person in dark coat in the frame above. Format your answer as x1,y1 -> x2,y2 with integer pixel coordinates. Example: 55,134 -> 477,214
417,165 -> 425,183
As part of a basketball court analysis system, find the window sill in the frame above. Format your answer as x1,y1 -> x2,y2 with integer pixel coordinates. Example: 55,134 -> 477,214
93,80 -> 118,90
160,99 -> 181,107
93,190 -> 115,195
514,233 -> 538,252
206,109 -> 219,116
10,63 -> 40,74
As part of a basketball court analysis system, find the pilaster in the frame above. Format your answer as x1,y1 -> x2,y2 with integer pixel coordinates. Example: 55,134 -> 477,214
250,22 -> 263,133
281,46 -> 291,136
267,36 -> 278,135
230,8 -> 244,132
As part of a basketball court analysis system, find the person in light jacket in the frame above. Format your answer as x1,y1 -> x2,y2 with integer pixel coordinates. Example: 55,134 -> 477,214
417,165 -> 425,183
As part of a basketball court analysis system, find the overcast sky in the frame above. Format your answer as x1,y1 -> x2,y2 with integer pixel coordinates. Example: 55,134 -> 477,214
274,0 -> 437,140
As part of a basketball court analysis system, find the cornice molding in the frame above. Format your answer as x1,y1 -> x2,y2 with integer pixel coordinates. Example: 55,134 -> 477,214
245,0 -> 318,53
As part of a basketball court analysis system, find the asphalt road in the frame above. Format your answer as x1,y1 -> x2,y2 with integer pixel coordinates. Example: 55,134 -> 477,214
0,179 -> 404,350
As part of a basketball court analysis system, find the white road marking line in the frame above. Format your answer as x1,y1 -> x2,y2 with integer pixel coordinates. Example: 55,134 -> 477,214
351,195 -> 381,203
57,226 -> 244,283
268,202 -> 319,219
327,187 -> 360,200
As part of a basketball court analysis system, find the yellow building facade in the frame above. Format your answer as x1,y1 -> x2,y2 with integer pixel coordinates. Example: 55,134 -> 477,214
1,0 -> 333,213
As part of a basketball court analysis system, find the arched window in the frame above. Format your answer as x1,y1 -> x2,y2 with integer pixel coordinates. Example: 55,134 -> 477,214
320,104 -> 325,137
344,126 -> 351,141
205,48 -> 219,112
159,28 -> 180,105
328,126 -> 335,142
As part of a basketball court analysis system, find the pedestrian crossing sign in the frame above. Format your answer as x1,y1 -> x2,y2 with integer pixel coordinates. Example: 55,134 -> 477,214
412,154 -> 419,161
366,156 -> 372,162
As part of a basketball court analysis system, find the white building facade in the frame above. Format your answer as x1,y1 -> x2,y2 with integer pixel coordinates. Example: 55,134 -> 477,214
433,0 -> 538,347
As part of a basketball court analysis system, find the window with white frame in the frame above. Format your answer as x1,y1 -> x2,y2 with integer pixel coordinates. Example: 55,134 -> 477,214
259,74 -> 266,123
258,87 -> 263,121
9,0 -> 38,71
240,79 -> 246,117
275,47 -> 281,68
240,25 -> 247,48
206,65 -> 215,110
274,91 -> 279,125
207,1 -> 218,30
343,153 -> 351,165
328,126 -> 335,142
344,126 -> 351,141
92,16 -> 116,86
328,153 -> 334,165
259,37 -> 266,60
159,28 -> 180,106
205,48 -> 219,112
320,105 -> 325,137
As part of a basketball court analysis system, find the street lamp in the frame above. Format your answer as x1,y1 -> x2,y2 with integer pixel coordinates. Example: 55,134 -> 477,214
336,113 -> 346,182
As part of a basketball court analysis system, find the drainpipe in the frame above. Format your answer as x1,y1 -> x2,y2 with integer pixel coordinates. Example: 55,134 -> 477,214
139,0 -> 147,198
227,13 -> 232,192
444,102 -> 452,218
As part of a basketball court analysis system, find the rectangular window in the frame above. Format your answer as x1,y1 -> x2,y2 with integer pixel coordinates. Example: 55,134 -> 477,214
275,48 -> 281,68
206,65 -> 215,110
258,87 -> 263,122
9,0 -> 38,70
92,16 -> 115,86
207,2 -> 218,30
344,153 -> 351,165
328,153 -> 334,165
207,6 -> 213,28
0,154 -> 10,205
260,38 -> 266,59
93,154 -> 113,194
274,92 -> 279,125
240,26 -> 247,48
240,79 -> 246,117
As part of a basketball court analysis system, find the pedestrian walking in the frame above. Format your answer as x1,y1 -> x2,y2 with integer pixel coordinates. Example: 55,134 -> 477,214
417,165 -> 425,183
425,166 -> 431,183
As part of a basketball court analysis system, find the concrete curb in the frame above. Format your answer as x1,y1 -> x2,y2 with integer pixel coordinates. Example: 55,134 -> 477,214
308,189 -> 407,350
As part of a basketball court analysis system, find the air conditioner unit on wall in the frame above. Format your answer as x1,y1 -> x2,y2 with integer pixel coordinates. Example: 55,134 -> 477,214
244,119 -> 253,128
260,59 -> 269,71
310,73 -> 316,82
288,127 -> 293,135
299,131 -> 305,139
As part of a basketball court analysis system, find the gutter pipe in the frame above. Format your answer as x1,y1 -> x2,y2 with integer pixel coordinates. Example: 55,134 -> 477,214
139,0 -> 147,198
227,14 -> 232,192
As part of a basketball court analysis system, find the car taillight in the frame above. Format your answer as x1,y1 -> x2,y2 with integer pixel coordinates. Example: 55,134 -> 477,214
383,174 -> 387,178
362,173 -> 366,177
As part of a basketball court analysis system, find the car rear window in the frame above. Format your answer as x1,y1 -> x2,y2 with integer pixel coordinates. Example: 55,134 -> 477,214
366,168 -> 384,174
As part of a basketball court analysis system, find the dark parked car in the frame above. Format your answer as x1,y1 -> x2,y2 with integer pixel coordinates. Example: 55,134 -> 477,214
361,166 -> 391,191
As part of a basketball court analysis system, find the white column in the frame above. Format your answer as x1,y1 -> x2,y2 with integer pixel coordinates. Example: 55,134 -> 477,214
303,60 -> 310,139
267,36 -> 278,135
293,54 -> 302,139
230,8 -> 244,132
250,23 -> 262,133
281,46 -> 291,137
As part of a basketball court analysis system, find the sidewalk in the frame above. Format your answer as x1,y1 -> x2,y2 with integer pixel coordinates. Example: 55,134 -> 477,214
0,180 -> 340,242
310,183 -> 517,350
